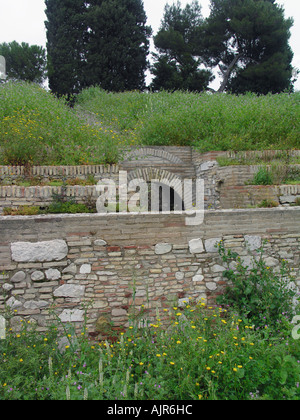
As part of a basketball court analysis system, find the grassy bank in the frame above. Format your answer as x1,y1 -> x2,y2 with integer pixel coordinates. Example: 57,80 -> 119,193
76,87 -> 300,151
0,82 -> 299,167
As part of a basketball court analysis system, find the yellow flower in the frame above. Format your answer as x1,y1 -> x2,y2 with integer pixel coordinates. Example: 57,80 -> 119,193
170,362 -> 175,365
139,362 -> 144,366
156,354 -> 161,357
176,341 -> 181,344
233,368 -> 238,372
19,359 -> 23,363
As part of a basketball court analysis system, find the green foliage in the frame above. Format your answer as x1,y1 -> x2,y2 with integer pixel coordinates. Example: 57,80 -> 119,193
216,241 -> 299,328
257,199 -> 279,208
45,0 -> 151,96
45,0 -> 88,97
0,299 -> 299,400
203,0 -> 295,93
76,88 -> 300,150
84,0 -> 151,92
0,41 -> 46,85
151,1 -> 213,92
0,82 -> 129,166
252,167 -> 274,185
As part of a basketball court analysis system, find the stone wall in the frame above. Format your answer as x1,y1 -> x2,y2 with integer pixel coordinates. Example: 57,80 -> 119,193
0,208 -> 299,336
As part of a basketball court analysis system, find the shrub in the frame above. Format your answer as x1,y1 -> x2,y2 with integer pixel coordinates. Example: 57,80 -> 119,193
252,167 -> 273,185
216,241 -> 299,329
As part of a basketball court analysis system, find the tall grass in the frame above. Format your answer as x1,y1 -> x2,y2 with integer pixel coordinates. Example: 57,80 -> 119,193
1,83 -> 299,167
0,82 -> 132,166
76,87 -> 300,151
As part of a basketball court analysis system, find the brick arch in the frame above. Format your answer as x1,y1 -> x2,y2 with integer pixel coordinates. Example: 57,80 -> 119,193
127,168 -> 193,212
124,147 -> 185,165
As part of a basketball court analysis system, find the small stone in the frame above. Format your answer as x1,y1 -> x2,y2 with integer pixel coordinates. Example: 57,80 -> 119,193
62,264 -> 77,275
94,239 -> 107,246
155,243 -> 172,255
31,271 -> 45,282
264,257 -> 279,267
45,269 -> 61,281
80,264 -> 91,274
11,271 -> 26,283
206,282 -> 218,291
23,300 -> 49,310
205,238 -> 222,253
53,284 -> 85,298
112,308 -> 127,317
244,235 -> 262,251
59,309 -> 84,323
175,272 -> 184,280
2,283 -> 14,291
6,296 -> 22,309
189,239 -> 204,254
211,264 -> 226,273
193,274 -> 204,282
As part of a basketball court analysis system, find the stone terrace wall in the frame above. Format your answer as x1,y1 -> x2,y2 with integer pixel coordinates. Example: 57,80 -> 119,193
0,208 -> 299,336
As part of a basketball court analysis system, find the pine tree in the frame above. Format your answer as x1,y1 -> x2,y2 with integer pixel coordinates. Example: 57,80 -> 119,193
0,41 -> 46,84
202,0 -> 295,93
151,1 -> 213,92
84,0 -> 151,91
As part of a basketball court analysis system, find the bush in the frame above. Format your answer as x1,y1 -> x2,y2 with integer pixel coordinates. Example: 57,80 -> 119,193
216,241 -> 299,329
252,167 -> 274,185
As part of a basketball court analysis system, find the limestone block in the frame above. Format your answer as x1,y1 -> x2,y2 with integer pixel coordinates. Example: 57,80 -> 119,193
11,240 -> 68,263
53,284 -> 85,298
206,282 -> 218,291
23,300 -> 49,310
205,238 -> 222,253
189,239 -> 204,254
45,269 -> 61,281
59,309 -> 84,323
244,235 -> 262,251
94,239 -> 107,246
31,271 -> 45,282
6,296 -> 22,309
2,283 -> 14,291
211,264 -> 226,273
80,264 -> 92,274
193,274 -> 204,282
155,243 -> 172,255
11,271 -> 26,283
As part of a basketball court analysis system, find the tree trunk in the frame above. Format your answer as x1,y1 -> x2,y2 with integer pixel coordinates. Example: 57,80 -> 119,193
218,54 -> 241,93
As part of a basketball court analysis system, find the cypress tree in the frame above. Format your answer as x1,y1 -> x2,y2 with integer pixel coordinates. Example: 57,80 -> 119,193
84,0 -> 151,91
45,0 -> 87,97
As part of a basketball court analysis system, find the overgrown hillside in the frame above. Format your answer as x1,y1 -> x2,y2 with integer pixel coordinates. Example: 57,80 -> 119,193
76,87 -> 300,151
0,82 -> 299,167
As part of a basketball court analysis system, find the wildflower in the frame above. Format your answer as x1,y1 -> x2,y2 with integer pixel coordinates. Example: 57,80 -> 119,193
170,362 -> 175,365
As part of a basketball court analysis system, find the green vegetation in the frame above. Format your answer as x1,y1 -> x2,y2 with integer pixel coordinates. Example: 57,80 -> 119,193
0,82 -> 130,166
76,87 -> 300,151
0,82 -> 299,168
249,165 -> 300,186
0,246 -> 299,400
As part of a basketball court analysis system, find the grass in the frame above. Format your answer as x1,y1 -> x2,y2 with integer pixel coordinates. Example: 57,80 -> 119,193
0,82 -> 299,169
0,82 -> 133,166
76,87 -> 300,151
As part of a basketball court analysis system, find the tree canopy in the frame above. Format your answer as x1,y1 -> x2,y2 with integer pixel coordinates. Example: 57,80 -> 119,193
151,1 -> 213,92
0,41 -> 46,85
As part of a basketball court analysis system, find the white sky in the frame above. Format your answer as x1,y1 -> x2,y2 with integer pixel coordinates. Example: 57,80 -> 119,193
0,0 -> 299,90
